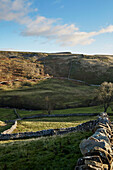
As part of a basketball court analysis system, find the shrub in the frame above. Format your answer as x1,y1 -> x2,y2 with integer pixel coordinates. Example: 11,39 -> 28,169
21,81 -> 32,87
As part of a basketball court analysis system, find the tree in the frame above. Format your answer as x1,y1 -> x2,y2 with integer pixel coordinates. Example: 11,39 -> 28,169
45,96 -> 53,115
97,82 -> 113,112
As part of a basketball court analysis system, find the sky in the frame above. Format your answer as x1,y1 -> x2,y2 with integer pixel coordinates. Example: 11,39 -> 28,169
1,0 -> 113,54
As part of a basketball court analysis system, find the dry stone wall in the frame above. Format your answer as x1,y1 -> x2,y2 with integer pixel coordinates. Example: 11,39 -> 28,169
0,120 -> 97,140
1,112 -> 113,169
75,112 -> 113,170
5,113 -> 98,123
22,113 -> 98,120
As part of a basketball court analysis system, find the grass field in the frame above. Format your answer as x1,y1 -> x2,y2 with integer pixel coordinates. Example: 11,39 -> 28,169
26,116 -> 97,123
0,104 -> 113,121
13,121 -> 80,133
0,79 -> 96,110
0,104 -> 113,134
0,108 -> 16,121
0,131 -> 92,170
17,105 -> 113,117
0,104 -> 106,121
0,106 -> 98,134
13,115 -> 96,133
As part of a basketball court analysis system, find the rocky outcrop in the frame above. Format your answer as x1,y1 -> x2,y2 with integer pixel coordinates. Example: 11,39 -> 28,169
75,112 -> 113,170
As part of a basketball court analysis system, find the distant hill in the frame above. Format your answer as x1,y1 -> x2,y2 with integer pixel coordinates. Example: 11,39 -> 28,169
0,51 -> 45,81
1,51 -> 113,84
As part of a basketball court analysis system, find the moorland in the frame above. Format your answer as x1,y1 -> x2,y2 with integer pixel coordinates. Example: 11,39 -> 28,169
1,51 -> 113,169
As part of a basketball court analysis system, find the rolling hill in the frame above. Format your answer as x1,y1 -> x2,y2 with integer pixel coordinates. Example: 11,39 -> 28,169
0,51 -> 113,84
0,51 -> 113,109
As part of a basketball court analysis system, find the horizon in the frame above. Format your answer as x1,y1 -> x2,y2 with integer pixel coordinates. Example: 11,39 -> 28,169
1,49 -> 113,56
1,0 -> 113,54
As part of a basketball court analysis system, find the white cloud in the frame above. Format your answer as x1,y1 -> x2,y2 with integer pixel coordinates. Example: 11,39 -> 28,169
1,0 -> 113,47
0,0 -> 32,24
23,23 -> 113,46
98,25 -> 113,34
21,16 -> 57,36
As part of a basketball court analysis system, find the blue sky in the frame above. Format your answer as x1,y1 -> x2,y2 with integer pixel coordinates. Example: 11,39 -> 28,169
1,0 -> 113,54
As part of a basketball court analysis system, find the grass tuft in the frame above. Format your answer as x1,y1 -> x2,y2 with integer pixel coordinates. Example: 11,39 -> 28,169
0,131 -> 92,170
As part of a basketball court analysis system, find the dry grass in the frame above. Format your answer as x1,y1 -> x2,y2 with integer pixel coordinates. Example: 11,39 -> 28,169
0,120 -> 6,126
13,121 -> 80,133
13,115 -> 97,133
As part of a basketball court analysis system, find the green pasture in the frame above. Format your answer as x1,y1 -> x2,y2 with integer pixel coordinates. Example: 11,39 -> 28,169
0,79 -> 96,110
0,131 -> 92,170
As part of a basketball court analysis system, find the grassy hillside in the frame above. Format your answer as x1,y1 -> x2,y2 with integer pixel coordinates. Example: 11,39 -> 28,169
36,53 -> 113,84
0,51 -> 45,82
0,51 -> 113,170
0,131 -> 92,170
43,54 -> 113,84
0,79 -> 96,110
1,51 -> 113,109
1,51 -> 113,85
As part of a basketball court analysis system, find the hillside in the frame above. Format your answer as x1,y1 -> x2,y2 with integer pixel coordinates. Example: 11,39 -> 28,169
0,51 -> 45,82
1,51 -> 113,84
43,53 -> 113,84
0,131 -> 92,170
0,79 -> 96,109
1,50 -> 113,109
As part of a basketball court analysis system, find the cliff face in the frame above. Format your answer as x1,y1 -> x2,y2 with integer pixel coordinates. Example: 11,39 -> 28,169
1,51 -> 113,84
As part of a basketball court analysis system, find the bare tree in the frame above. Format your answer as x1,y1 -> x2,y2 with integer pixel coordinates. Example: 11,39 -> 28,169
45,96 -> 53,115
97,82 -> 113,112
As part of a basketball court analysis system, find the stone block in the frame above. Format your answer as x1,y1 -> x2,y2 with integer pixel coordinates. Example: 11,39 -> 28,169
96,128 -> 111,139
80,138 -> 112,156
76,156 -> 102,166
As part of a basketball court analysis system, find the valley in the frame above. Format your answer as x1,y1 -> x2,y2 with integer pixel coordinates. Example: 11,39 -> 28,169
1,51 -> 113,169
